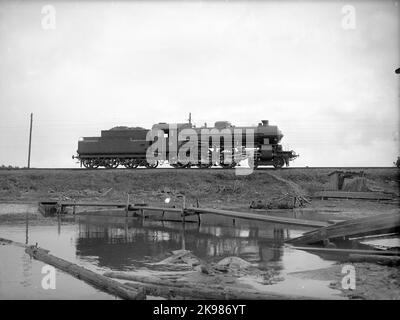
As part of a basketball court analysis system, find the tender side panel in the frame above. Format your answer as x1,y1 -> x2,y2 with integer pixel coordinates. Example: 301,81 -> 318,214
78,138 -> 150,156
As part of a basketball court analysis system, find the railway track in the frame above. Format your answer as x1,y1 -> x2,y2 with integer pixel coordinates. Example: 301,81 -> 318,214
0,167 -> 396,171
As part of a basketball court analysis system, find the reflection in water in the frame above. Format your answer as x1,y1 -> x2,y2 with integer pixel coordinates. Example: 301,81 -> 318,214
181,222 -> 186,251
74,215 -> 296,271
21,253 -> 32,288
25,212 -> 29,245
58,214 -> 61,235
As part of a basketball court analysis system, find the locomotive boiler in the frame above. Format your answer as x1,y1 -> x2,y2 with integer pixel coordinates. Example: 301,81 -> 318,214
73,118 -> 298,169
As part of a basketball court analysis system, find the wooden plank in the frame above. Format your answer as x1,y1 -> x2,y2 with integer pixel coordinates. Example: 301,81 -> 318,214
301,212 -> 398,236
60,201 -> 127,207
313,191 -> 393,200
287,213 -> 400,245
191,207 -> 328,228
288,245 -> 400,256
130,205 -> 182,213
123,281 -> 315,300
291,215 -> 399,244
104,272 -> 319,300
347,254 -> 400,266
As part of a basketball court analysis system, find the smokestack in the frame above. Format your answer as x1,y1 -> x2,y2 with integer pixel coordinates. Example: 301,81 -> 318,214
261,120 -> 269,126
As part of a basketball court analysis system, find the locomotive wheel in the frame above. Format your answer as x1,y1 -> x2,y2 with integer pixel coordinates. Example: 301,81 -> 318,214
197,151 -> 213,168
220,156 -> 236,168
273,157 -> 285,169
145,160 -> 159,168
104,158 -> 119,169
171,162 -> 189,169
181,162 -> 191,168
220,161 -> 236,169
219,150 -> 236,169
124,159 -> 139,169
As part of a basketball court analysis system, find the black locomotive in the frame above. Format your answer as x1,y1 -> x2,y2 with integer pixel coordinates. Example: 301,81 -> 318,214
73,118 -> 298,169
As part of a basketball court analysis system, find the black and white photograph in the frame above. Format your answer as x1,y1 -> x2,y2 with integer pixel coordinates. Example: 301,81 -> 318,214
0,0 -> 399,307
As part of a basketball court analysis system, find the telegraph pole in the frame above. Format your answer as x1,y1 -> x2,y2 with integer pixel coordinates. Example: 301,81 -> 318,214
28,113 -> 33,168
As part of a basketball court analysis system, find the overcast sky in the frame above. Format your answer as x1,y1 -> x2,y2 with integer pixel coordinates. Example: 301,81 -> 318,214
0,0 -> 399,168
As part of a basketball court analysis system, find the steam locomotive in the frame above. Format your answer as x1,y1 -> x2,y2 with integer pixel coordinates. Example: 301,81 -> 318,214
73,118 -> 298,169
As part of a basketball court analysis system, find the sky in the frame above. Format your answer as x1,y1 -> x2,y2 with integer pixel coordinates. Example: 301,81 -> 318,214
0,0 -> 399,168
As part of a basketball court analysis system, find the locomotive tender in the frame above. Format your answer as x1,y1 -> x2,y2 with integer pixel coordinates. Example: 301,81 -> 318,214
74,118 -> 298,169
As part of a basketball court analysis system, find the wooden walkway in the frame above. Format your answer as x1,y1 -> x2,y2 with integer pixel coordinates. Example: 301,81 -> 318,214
40,201 -> 328,228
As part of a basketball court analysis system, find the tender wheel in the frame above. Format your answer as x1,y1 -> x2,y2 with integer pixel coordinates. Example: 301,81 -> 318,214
145,160 -> 159,168
196,162 -> 212,169
91,159 -> 100,169
273,157 -> 285,169
82,159 -> 91,169
82,158 -> 99,169
104,158 -> 120,169
124,159 -> 139,169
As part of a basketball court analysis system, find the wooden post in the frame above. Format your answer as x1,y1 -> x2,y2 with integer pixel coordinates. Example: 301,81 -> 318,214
57,213 -> 61,235
125,194 -> 130,217
27,113 -> 33,168
181,196 -> 186,250
196,198 -> 201,225
124,219 -> 128,243
181,218 -> 186,251
25,212 -> 29,245
181,196 -> 186,226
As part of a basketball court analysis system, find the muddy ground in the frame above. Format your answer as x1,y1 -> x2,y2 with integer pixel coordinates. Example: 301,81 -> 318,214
0,168 -> 399,299
290,262 -> 400,300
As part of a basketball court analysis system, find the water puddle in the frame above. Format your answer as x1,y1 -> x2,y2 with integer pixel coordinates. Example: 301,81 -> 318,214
0,211 -> 345,299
